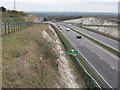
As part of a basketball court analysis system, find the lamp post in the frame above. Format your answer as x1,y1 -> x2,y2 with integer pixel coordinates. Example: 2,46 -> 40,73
14,0 -> 15,10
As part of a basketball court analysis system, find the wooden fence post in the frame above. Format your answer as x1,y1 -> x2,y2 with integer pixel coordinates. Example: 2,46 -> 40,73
20,22 -> 24,29
9,23 -> 11,33
4,23 -> 7,35
1,23 -> 4,35
7,23 -> 10,34
10,22 -> 12,32
14,22 -> 16,31
2,22 -> 33,35
11,22 -> 14,32
15,22 -> 17,31
19,22 -> 21,30
13,22 -> 15,32
17,22 -> 19,31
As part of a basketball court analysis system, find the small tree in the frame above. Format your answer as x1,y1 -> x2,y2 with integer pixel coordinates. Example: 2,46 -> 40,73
0,6 -> 6,12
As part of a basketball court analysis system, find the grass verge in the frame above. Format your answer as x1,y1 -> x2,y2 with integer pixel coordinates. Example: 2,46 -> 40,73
65,26 -> 120,57
2,25 -> 61,88
7,18 -> 25,23
50,24 -> 104,88
79,26 -> 120,42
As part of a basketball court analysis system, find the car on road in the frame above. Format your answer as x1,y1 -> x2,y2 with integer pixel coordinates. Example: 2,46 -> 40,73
76,35 -> 82,39
59,27 -> 62,30
57,25 -> 60,28
57,25 -> 61,30
66,28 -> 70,31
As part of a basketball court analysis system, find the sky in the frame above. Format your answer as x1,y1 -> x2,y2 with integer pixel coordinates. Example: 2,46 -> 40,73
1,0 -> 119,13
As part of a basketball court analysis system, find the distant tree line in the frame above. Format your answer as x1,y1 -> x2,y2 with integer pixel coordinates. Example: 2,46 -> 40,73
43,15 -> 82,21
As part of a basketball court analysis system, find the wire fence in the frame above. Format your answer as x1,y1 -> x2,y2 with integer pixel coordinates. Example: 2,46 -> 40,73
70,55 -> 102,89
1,22 -> 33,35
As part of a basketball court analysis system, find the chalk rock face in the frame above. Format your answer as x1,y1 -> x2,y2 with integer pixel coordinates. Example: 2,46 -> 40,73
64,17 -> 119,38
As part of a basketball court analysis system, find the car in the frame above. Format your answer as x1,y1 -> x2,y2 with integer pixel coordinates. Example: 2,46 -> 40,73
57,25 -> 60,28
66,28 -> 70,31
76,35 -> 82,39
59,28 -> 61,30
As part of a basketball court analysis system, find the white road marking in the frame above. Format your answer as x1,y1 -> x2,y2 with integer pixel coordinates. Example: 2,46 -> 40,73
66,26 -> 118,60
68,25 -> 119,52
77,25 -> 119,43
99,57 -> 103,60
91,50 -> 94,52
58,25 -> 113,88
83,36 -> 118,60
111,66 -> 115,69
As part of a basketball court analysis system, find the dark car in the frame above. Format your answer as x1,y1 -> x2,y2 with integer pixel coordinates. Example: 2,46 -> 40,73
58,25 -> 60,28
76,35 -> 82,39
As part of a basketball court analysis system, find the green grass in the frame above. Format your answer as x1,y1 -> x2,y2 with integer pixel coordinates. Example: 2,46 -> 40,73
3,18 -> 25,23
79,26 -> 120,42
2,11 -> 26,23
50,25 -> 73,50
65,26 -> 120,57
7,18 -> 25,23
50,24 -> 104,88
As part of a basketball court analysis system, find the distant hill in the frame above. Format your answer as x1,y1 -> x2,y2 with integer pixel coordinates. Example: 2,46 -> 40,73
26,12 -> 118,18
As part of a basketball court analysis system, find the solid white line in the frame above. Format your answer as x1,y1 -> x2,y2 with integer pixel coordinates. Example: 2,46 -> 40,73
83,36 -> 118,60
91,50 -> 94,52
78,50 -> 113,88
75,57 -> 101,89
111,66 -> 115,70
78,25 -> 119,43
83,32 -> 119,52
68,27 -> 119,71
59,27 -> 113,88
68,25 -> 119,52
67,26 -> 118,60
99,57 -> 103,60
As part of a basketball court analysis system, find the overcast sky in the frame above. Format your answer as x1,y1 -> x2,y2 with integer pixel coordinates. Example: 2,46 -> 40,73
1,0 -> 119,13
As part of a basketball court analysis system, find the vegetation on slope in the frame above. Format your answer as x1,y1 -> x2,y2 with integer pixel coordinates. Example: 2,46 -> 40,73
2,25 -> 61,88
2,10 -> 27,23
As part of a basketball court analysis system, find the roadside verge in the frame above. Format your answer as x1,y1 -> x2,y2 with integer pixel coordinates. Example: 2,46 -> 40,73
65,25 -> 120,57
79,26 -> 120,42
50,24 -> 104,89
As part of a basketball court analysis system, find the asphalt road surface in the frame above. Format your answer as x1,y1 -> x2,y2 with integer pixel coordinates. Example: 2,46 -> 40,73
59,22 -> 120,52
52,23 -> 119,88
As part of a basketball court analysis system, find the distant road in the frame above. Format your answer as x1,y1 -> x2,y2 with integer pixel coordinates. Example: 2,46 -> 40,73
59,23 -> 119,52
51,22 -> 119,88
81,24 -> 119,27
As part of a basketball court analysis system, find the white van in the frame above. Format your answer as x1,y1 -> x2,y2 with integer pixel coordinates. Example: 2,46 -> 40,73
66,28 -> 70,31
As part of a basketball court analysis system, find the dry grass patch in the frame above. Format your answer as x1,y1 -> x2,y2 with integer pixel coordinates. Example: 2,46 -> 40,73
2,25 -> 61,88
